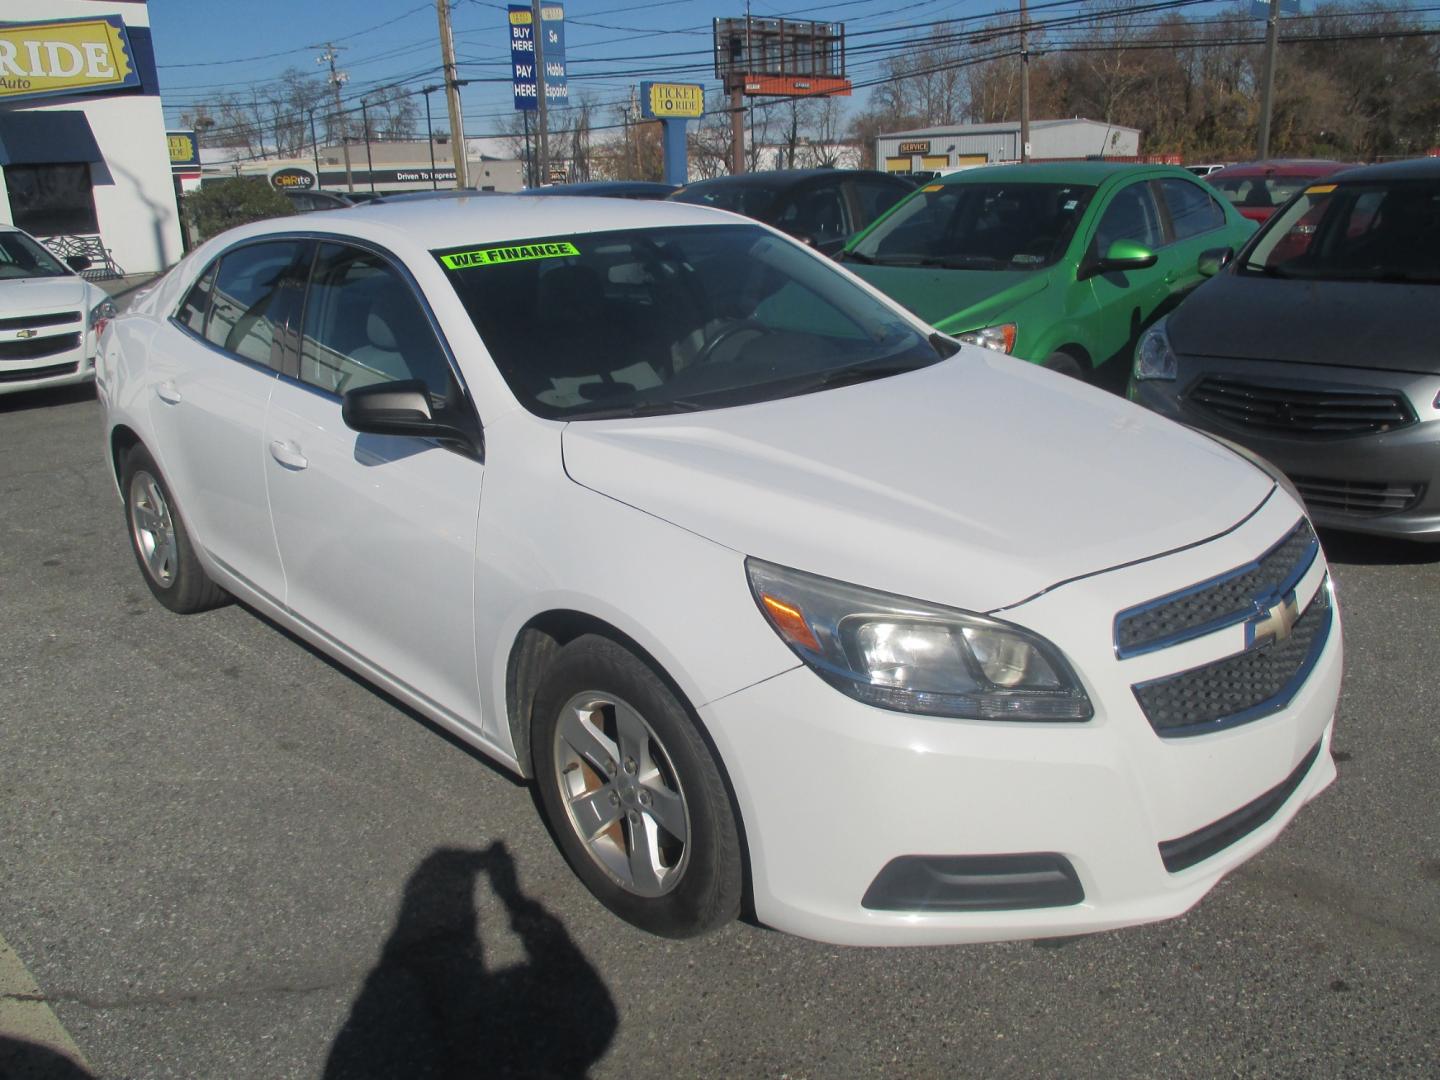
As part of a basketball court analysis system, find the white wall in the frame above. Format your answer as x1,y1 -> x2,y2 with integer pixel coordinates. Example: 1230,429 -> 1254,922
0,0 -> 183,274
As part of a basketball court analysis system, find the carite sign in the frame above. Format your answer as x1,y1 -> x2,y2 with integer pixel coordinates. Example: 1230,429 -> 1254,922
641,82 -> 704,120
271,168 -> 316,191
0,17 -> 140,102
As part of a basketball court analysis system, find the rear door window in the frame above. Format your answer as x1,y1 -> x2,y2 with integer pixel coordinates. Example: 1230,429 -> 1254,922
1157,178 -> 1227,240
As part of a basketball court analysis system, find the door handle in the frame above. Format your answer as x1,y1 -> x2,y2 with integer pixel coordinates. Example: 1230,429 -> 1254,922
1164,269 -> 1179,284
155,381 -> 182,405
268,439 -> 308,471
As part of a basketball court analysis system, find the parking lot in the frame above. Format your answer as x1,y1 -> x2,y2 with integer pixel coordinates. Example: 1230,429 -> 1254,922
2,382 -> 1437,1079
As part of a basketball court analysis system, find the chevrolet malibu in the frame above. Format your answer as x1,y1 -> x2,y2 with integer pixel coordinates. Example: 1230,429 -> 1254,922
97,197 -> 1342,944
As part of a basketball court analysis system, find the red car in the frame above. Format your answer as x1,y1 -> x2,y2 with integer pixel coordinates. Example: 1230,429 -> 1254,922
1205,159 -> 1352,223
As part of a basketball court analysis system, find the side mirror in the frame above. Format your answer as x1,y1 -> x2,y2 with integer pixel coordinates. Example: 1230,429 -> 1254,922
341,379 -> 482,457
1197,246 -> 1234,278
65,255 -> 91,273
1088,239 -> 1158,278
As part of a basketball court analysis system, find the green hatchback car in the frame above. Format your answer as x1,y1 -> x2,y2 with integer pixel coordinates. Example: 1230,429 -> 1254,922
839,162 -> 1255,379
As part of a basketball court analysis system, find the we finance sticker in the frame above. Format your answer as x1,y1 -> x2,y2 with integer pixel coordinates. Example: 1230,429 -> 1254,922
440,241 -> 579,269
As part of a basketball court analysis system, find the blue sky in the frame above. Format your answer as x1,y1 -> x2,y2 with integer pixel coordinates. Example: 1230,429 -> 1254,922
148,0 -> 1248,140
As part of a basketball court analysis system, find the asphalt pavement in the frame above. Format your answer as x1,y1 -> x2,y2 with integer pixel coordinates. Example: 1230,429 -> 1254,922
1,384 -> 1437,1079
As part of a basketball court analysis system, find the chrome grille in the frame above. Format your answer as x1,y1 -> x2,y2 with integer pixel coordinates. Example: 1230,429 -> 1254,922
1114,519 -> 1317,658
0,333 -> 81,361
0,361 -> 79,383
0,310 -> 80,331
1292,475 -> 1423,517
1186,375 -> 1414,438
1133,586 -> 1332,738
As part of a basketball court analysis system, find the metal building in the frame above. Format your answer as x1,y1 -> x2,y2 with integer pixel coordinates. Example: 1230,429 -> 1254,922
876,119 -> 1141,173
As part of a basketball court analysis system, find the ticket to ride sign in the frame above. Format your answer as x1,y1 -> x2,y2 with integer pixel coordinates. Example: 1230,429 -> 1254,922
640,82 -> 704,120
0,17 -> 140,102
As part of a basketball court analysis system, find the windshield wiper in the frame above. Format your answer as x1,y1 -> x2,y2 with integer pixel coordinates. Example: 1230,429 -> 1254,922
838,249 -> 874,264
785,359 -> 934,396
563,397 -> 708,421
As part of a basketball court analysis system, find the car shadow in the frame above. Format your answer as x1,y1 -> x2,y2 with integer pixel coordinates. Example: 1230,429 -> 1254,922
1317,528 -> 1440,566
0,383 -> 95,414
324,843 -> 617,1080
0,1037 -> 93,1080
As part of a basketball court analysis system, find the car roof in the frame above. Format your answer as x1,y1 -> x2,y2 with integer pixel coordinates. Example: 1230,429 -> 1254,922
1324,156 -> 1440,182
675,169 -> 898,193
522,181 -> 677,197
217,195 -> 749,254
1209,159 -> 1350,178
932,161 -> 1185,186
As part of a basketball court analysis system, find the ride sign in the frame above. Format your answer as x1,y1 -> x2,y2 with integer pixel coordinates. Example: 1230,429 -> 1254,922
640,82 -> 704,120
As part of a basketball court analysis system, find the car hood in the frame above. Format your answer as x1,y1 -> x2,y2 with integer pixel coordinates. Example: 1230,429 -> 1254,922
0,275 -> 93,315
561,353 -> 1273,613
847,263 -> 1049,331
1170,272 -> 1440,375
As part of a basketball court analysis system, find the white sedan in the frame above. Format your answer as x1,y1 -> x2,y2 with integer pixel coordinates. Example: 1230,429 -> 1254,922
97,196 -> 1341,944
0,225 -> 115,396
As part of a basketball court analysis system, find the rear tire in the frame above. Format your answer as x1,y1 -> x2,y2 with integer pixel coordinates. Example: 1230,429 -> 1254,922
121,445 -> 228,614
532,634 -> 743,938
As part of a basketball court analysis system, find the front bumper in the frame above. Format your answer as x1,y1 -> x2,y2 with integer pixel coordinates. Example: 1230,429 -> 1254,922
1130,358 -> 1440,541
702,492 -> 1341,946
0,335 -> 94,396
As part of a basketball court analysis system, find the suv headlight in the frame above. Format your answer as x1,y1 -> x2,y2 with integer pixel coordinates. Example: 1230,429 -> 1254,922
956,323 -> 1017,354
1133,317 -> 1176,381
88,298 -> 118,338
747,559 -> 1092,722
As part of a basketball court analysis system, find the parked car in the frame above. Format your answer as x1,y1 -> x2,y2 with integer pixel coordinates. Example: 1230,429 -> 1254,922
1205,160 -> 1351,224
1186,164 -> 1228,178
522,180 -> 676,200
669,169 -> 913,254
97,197 -> 1340,945
369,189 -> 504,204
1130,157 -> 1440,541
839,162 -> 1255,378
0,225 -> 115,396
281,190 -> 355,213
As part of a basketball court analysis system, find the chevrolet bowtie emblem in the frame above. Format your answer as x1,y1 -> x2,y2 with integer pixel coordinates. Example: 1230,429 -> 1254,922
1249,591 -> 1300,648
16,328 -> 38,339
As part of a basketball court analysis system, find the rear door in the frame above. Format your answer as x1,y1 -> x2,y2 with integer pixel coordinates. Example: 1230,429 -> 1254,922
1153,176 -> 1232,310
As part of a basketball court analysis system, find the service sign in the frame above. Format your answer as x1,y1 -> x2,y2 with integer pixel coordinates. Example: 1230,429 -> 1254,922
0,16 -> 140,102
897,140 -> 931,154
167,130 -> 200,170
640,82 -> 704,120
271,167 -> 316,191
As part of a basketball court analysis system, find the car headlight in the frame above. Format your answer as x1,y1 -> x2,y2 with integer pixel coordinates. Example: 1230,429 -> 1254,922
746,559 -> 1092,722
956,323 -> 1017,354
1133,317 -> 1176,381
88,298 -> 118,338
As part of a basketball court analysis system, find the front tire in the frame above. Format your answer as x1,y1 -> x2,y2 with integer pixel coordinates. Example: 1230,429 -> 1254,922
121,445 -> 227,614
1041,351 -> 1086,379
532,635 -> 743,938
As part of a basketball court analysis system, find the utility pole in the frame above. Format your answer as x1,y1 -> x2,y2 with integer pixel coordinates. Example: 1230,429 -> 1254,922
1257,0 -> 1281,160
422,86 -> 440,190
316,43 -> 354,192
360,98 -> 376,193
1019,0 -> 1031,164
531,0 -> 549,183
436,0 -> 468,188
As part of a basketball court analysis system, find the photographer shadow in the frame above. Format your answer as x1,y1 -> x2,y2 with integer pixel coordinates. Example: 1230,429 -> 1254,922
325,843 -> 616,1080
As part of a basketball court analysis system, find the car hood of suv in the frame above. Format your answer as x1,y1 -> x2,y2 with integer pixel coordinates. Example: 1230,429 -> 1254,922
0,275 -> 93,316
561,351 -> 1273,614
1170,272 -> 1440,375
847,263 -> 1049,332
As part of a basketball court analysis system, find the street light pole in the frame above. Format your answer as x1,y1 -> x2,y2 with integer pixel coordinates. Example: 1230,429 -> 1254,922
422,86 -> 440,190
531,0 -> 549,183
360,98 -> 376,193
1019,0 -> 1031,164
1257,0 -> 1281,160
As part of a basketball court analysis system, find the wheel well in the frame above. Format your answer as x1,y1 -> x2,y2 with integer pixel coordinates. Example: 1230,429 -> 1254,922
110,425 -> 141,484
1054,343 -> 1093,370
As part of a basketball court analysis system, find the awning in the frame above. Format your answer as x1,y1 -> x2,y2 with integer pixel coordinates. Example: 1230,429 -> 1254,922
0,111 -> 103,166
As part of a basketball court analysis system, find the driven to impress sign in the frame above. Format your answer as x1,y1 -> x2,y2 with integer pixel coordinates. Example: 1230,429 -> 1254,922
0,17 -> 139,102
640,82 -> 704,120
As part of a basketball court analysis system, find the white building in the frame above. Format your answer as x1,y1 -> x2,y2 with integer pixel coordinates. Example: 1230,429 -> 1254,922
876,119 -> 1143,173
0,1 -> 182,275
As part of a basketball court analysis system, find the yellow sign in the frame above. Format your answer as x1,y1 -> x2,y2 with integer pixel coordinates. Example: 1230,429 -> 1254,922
440,242 -> 580,270
645,82 -> 704,119
1306,184 -> 1337,194
168,134 -> 195,164
0,18 -> 138,101
509,9 -> 532,25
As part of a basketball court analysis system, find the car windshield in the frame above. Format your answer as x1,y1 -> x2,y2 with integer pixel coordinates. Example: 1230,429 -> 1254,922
435,224 -> 944,420
0,232 -> 71,280
847,181 -> 1096,270
669,183 -> 781,217
1210,174 -> 1321,213
1239,178 -> 1440,284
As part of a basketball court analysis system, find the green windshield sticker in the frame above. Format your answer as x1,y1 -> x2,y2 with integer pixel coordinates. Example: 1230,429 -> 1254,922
440,241 -> 580,269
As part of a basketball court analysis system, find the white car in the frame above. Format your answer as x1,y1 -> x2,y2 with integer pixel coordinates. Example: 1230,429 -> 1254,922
96,198 -> 1342,945
0,226 -> 115,396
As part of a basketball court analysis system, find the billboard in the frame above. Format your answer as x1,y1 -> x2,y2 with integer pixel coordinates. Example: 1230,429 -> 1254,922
640,82 -> 704,120
0,16 -> 141,103
509,4 -> 568,111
